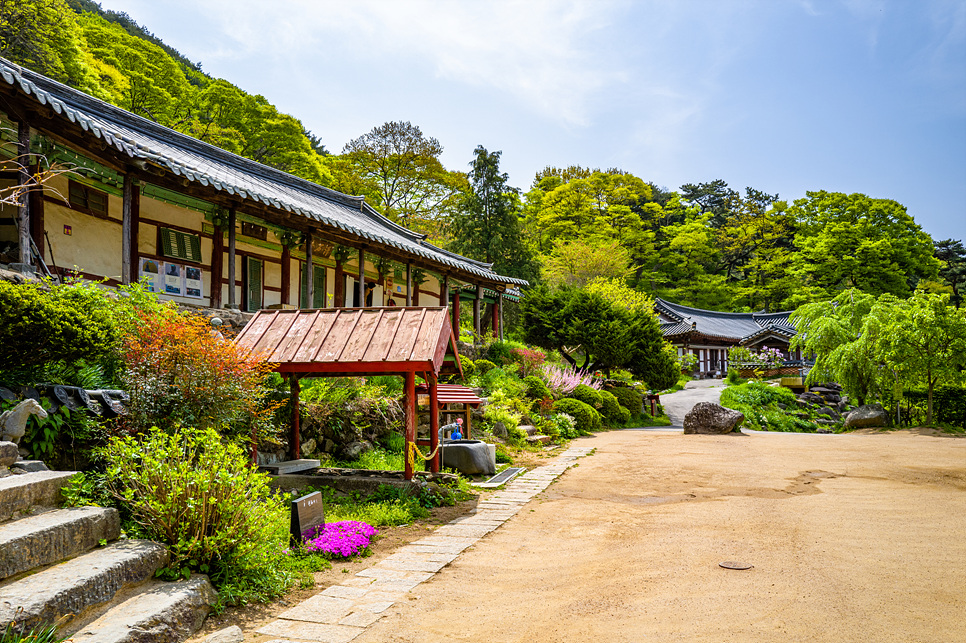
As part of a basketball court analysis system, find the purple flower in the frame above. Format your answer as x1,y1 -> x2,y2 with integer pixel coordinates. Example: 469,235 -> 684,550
303,521 -> 378,558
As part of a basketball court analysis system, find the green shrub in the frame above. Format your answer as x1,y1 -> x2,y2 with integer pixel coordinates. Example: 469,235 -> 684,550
934,386 -> 966,428
720,380 -> 797,409
524,375 -> 551,400
474,359 -> 497,374
616,405 -> 631,425
101,427 -> 291,597
568,384 -> 603,409
610,387 -> 642,415
598,390 -> 624,425
483,339 -> 527,366
494,444 -> 511,463
549,412 -> 579,439
552,398 -> 601,434
725,368 -> 745,386
459,358 -> 476,380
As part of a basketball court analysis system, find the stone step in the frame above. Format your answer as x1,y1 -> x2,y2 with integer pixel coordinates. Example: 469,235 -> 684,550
0,539 -> 169,631
519,425 -> 538,437
0,506 -> 120,580
0,471 -> 78,522
67,577 -> 216,643
525,434 -> 552,445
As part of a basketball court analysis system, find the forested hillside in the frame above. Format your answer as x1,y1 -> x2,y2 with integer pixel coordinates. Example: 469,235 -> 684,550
2,0 -> 964,311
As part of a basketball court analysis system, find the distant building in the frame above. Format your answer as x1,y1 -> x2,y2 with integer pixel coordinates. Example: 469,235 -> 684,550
655,298 -> 801,377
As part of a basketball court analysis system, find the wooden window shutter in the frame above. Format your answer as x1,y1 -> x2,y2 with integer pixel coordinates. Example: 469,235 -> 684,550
313,265 -> 325,308
160,228 -> 202,262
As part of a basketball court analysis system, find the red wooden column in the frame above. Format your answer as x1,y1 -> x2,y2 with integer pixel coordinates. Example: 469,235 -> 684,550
289,375 -> 301,461
452,293 -> 461,340
473,285 -> 483,342
404,371 -> 416,480
429,373 -> 440,473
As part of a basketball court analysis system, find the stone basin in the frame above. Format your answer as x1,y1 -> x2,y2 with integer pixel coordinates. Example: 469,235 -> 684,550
440,440 -> 496,476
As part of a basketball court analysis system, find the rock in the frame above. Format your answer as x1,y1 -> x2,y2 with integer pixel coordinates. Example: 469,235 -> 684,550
843,404 -> 889,429
799,392 -> 824,406
343,440 -> 372,461
816,428 -> 833,434
490,422 -> 508,438
683,402 -> 745,435
816,407 -> 840,420
777,403 -> 788,410
300,438 -> 317,458
204,625 -> 244,643
10,460 -> 47,473
0,441 -> 18,468
323,439 -> 336,453
440,440 -> 496,476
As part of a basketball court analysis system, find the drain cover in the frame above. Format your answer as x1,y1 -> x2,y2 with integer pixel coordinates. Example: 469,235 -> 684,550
719,561 -> 754,570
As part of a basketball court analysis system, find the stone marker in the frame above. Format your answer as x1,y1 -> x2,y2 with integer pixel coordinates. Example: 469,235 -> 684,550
683,402 -> 745,434
291,491 -> 325,547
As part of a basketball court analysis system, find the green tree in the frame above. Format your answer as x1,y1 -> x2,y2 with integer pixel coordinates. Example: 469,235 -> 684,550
934,239 -> 966,309
867,291 -> 966,424
542,238 -> 632,288
450,145 -> 538,282
789,191 -> 939,300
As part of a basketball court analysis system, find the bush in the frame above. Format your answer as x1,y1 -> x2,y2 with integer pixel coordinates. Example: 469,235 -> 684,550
101,427 -> 291,596
524,375 -> 551,400
552,398 -> 601,434
720,381 -> 797,409
483,339 -> 527,366
474,359 -> 497,374
568,384 -> 603,409
459,358 -> 476,380
598,390 -> 624,425
934,386 -> 966,428
545,412 -> 578,440
725,368 -> 745,386
510,347 -> 546,377
610,387 -> 642,415
615,404 -> 631,425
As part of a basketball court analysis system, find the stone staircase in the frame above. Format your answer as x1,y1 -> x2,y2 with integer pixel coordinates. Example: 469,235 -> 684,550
0,468 -> 215,642
519,425 -> 551,445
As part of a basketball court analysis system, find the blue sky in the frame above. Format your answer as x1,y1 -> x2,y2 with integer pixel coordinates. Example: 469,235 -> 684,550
106,0 -> 965,241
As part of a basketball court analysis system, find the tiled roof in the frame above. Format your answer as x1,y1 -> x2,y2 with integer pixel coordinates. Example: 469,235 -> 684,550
656,298 -> 796,343
0,58 -> 527,287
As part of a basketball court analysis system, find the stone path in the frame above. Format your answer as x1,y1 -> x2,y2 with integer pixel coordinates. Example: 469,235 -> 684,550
659,378 -> 725,425
255,445 -> 595,643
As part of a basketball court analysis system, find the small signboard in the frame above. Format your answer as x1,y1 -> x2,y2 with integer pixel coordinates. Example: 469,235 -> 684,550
290,491 -> 325,547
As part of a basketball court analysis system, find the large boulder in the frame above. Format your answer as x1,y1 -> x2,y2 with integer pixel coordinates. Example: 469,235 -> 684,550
683,402 -> 745,434
843,404 -> 889,429
440,440 -> 496,476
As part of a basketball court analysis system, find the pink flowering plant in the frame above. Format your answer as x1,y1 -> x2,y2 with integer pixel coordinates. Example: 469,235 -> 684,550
303,520 -> 378,558
539,363 -> 602,397
510,347 -> 547,377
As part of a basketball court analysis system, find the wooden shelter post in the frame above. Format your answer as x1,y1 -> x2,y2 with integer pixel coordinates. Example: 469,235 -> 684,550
304,231 -> 314,308
452,294 -> 461,340
499,296 -> 505,341
404,371 -> 416,480
356,247 -> 365,306
440,275 -> 449,306
280,244 -> 291,305
406,263 -> 413,306
334,259 -> 344,307
121,172 -> 135,284
429,372 -> 440,473
17,119 -> 31,266
211,224 -> 223,308
289,374 -> 301,461
28,162 -> 44,262
491,297 -> 499,338
474,285 -> 483,343
227,208 -> 237,308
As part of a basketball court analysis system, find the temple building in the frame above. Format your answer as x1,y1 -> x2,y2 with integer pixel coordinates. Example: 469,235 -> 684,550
655,298 -> 801,377
0,58 -> 524,338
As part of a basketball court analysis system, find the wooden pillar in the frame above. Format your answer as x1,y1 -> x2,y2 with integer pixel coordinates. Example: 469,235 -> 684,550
491,298 -> 499,338
406,263 -> 413,306
227,208 -> 237,308
474,285 -> 483,342
440,275 -> 449,306
497,296 -> 504,341
121,173 -> 135,284
290,375 -> 301,461
452,293 -> 461,340
281,244 -> 291,305
304,231 -> 314,308
28,163 -> 44,262
404,371 -> 416,480
17,119 -> 31,266
211,224 -> 223,309
429,372 -> 439,474
334,260 -> 344,307
356,247 -> 365,307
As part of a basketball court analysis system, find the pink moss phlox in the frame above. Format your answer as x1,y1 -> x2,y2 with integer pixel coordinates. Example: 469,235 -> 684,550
304,520 -> 378,558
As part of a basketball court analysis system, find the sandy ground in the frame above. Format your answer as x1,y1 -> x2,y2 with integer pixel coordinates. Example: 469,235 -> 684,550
355,429 -> 966,643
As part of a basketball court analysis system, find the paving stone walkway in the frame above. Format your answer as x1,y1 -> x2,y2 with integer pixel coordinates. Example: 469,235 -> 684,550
255,445 -> 594,643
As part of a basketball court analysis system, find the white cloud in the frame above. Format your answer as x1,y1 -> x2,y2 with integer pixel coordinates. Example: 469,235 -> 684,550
185,0 -> 629,126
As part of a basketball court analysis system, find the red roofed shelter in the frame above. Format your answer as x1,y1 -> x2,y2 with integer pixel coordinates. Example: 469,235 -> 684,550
234,306 -> 463,479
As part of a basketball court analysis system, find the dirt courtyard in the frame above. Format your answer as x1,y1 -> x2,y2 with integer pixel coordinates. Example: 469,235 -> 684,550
356,429 -> 966,643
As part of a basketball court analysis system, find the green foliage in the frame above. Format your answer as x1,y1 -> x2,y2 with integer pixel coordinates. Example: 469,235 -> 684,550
61,471 -> 111,508
933,387 -> 966,429
568,384 -> 602,409
474,359 -> 497,375
720,381 -> 797,409
547,412 -> 578,439
725,368 -> 745,386
0,620 -> 65,643
21,401 -> 96,462
551,398 -> 601,434
483,339 -> 527,366
459,358 -> 476,381
523,375 -> 551,400
101,427 -> 291,598
598,390 -> 625,424
610,387 -> 642,414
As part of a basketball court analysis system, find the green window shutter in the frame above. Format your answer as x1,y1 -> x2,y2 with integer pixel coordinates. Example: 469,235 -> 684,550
160,228 -> 202,262
247,258 -> 262,311
313,266 -> 325,308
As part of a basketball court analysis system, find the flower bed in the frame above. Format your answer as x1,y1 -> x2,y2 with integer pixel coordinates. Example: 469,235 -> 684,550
304,521 -> 378,558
